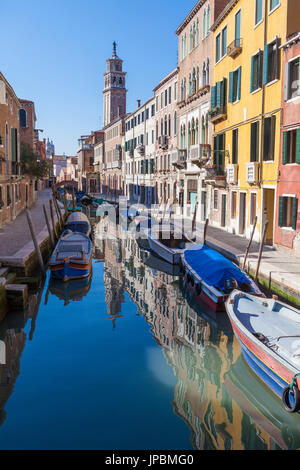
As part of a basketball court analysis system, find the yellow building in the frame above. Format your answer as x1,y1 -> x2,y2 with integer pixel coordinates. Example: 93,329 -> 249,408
207,0 -> 300,244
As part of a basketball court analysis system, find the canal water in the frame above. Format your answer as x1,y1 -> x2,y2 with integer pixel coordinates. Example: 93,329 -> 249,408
0,214 -> 299,450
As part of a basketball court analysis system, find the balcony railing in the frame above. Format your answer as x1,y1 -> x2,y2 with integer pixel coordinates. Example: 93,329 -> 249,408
227,38 -> 243,58
188,144 -> 211,167
208,106 -> 227,124
171,149 -> 187,169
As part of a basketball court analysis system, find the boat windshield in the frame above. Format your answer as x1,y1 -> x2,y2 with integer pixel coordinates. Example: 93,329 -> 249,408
66,223 -> 89,234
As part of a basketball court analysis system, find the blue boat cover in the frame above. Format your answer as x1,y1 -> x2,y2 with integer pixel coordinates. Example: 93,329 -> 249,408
184,245 -> 250,291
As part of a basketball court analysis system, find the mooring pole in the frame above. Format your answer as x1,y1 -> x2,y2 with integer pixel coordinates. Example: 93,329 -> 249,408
53,197 -> 63,231
43,204 -> 55,249
192,200 -> 199,233
203,218 -> 209,245
255,220 -> 269,283
49,199 -> 58,240
26,210 -> 46,275
243,216 -> 258,271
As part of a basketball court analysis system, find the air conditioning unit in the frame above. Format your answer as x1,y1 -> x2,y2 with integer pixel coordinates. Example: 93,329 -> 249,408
246,162 -> 260,184
227,164 -> 238,184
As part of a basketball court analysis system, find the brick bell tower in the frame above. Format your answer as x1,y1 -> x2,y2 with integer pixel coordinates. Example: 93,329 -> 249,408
103,42 -> 127,127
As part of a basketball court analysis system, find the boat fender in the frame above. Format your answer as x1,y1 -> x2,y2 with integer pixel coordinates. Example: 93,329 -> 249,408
195,283 -> 202,296
282,374 -> 300,413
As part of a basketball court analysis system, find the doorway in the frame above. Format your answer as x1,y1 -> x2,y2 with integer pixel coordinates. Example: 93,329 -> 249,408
221,194 -> 227,227
239,192 -> 246,234
263,188 -> 275,245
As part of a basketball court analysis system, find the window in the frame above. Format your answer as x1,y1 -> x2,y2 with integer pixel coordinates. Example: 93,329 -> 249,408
165,89 -> 168,107
251,50 -> 263,92
282,129 -> 300,164
250,193 -> 257,225
231,192 -> 237,218
161,93 -> 163,108
174,111 -> 177,135
211,78 -> 227,112
285,57 -> 300,101
174,82 -> 178,101
229,67 -> 241,103
235,10 -> 241,40
232,129 -> 239,164
278,196 -> 298,229
214,190 -> 218,210
169,86 -> 172,104
213,133 -> 225,173
250,121 -> 260,162
255,0 -> 263,24
151,104 -> 155,117
222,26 -> 227,57
156,96 -> 159,112
216,34 -> 221,62
19,109 -> 27,128
6,186 -> 11,207
269,0 -> 280,12
263,115 -> 276,161
263,39 -> 280,84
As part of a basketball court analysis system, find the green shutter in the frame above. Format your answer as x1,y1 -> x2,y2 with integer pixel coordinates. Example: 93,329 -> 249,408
11,128 -> 17,162
250,56 -> 254,92
292,198 -> 298,230
211,86 -> 216,108
258,50 -> 263,88
263,44 -> 269,85
296,129 -> 300,164
278,196 -> 284,227
275,37 -> 280,80
282,131 -> 288,165
284,62 -> 290,101
237,67 -> 242,101
228,72 -> 234,103
216,81 -> 221,108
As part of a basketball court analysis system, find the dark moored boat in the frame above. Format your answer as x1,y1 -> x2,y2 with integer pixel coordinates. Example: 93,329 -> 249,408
181,244 -> 262,311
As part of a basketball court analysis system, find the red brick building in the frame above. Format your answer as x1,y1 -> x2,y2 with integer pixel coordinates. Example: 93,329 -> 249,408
274,32 -> 300,255
19,99 -> 36,151
0,73 -> 36,228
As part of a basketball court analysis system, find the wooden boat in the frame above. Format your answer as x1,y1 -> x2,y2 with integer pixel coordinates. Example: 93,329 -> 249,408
65,211 -> 91,237
49,231 -> 92,282
145,253 -> 181,277
181,244 -> 262,311
148,225 -> 195,265
49,274 -> 92,305
226,290 -> 300,414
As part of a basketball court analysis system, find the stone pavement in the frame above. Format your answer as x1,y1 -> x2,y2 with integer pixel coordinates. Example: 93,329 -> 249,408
0,188 -> 58,257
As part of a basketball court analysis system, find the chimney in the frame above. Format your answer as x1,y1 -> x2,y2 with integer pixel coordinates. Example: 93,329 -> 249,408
137,99 -> 141,108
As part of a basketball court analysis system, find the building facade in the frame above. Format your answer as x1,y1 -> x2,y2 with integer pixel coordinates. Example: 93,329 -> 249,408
153,69 -> 179,208
274,31 -> 300,254
124,97 -> 156,205
209,0 -> 299,245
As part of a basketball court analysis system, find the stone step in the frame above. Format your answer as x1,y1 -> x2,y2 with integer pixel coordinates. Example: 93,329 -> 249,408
5,284 -> 28,310
0,268 -> 9,278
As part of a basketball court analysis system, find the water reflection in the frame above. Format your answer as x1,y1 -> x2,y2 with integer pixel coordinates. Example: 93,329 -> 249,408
97,219 -> 300,450
0,214 -> 299,449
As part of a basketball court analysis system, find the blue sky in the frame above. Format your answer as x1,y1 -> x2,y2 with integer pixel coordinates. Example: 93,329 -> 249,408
2,0 -> 197,155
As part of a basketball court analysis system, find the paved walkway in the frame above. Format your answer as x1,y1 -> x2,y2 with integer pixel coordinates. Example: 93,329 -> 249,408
0,189 -> 58,257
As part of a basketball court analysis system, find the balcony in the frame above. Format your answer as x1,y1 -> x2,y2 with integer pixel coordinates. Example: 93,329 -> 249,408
205,165 -> 226,187
78,143 -> 93,151
208,106 -> 227,124
227,164 -> 238,184
227,38 -> 243,58
171,149 -> 187,169
158,136 -> 168,150
128,148 -> 134,158
137,144 -> 145,155
246,162 -> 260,185
188,144 -> 211,168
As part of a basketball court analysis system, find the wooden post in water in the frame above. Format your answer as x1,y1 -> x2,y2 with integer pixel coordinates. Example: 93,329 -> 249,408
192,200 -> 199,233
72,187 -> 76,212
49,200 -> 58,240
43,204 -> 55,249
26,210 -> 46,275
243,216 -> 257,271
203,218 -> 209,245
255,220 -> 269,283
53,197 -> 63,231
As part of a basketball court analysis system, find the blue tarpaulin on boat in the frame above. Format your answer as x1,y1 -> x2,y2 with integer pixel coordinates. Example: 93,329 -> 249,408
184,245 -> 250,291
